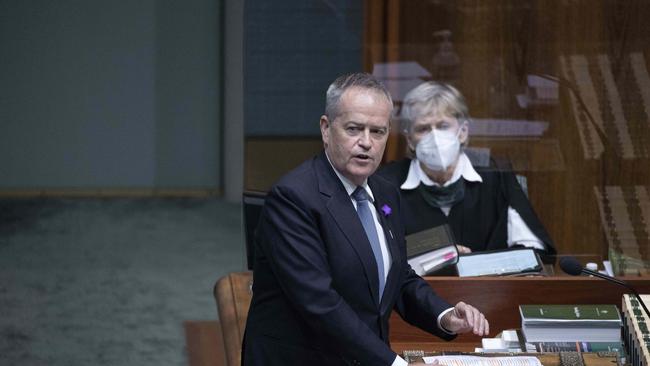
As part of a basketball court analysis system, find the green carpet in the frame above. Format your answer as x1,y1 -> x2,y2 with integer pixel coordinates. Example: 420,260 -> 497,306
0,198 -> 244,366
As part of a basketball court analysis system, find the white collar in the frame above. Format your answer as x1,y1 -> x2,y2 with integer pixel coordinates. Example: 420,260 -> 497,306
325,152 -> 375,202
400,152 -> 483,190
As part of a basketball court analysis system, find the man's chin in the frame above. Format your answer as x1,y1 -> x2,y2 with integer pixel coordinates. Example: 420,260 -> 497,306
347,166 -> 378,184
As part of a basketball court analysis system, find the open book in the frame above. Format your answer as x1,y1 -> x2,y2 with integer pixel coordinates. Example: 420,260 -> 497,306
403,351 -> 619,366
421,355 -> 541,366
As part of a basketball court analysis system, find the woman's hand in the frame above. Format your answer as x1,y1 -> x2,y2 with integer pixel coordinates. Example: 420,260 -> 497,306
456,244 -> 472,254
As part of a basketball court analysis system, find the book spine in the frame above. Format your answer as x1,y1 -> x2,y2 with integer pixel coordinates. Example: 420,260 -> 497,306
622,294 -> 650,366
529,341 -> 625,360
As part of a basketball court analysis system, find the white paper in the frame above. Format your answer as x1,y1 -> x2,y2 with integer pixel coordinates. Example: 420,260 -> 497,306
501,330 -> 519,343
468,119 -> 549,137
381,78 -> 426,101
408,247 -> 458,276
527,75 -> 558,89
456,249 -> 539,277
603,260 -> 614,276
481,338 -> 506,350
423,355 -> 542,366
372,61 -> 431,79
371,61 -> 431,101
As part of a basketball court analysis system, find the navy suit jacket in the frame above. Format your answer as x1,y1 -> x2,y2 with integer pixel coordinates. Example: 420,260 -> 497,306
242,151 -> 454,366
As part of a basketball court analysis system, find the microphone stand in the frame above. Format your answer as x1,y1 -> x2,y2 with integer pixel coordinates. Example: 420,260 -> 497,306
582,268 -> 650,319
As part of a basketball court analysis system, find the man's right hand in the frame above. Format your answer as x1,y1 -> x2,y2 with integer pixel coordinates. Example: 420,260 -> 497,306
440,301 -> 489,336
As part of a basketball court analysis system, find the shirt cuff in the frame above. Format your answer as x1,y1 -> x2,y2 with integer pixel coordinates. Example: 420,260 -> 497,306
436,307 -> 456,335
392,355 -> 409,366
507,206 -> 546,250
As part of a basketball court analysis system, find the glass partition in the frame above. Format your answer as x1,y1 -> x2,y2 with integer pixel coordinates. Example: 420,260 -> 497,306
244,0 -> 650,275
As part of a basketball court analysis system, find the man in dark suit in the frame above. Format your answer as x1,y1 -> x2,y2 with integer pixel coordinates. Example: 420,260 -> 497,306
242,73 -> 489,366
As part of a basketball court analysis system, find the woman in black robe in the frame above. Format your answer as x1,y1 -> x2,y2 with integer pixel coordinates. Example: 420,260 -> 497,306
377,82 -> 555,260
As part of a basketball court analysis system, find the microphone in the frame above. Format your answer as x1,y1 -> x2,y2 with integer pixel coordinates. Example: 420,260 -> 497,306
560,257 -> 650,318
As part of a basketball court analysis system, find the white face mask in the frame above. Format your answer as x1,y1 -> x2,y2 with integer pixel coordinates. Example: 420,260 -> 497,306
415,129 -> 461,171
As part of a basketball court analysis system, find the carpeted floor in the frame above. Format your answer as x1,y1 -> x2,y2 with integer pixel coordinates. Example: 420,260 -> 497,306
0,198 -> 244,366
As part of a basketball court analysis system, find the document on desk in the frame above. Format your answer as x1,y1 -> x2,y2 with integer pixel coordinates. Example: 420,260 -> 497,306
456,248 -> 542,277
422,355 -> 542,366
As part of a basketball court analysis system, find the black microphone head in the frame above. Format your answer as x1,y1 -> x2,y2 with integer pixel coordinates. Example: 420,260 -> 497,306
560,257 -> 584,276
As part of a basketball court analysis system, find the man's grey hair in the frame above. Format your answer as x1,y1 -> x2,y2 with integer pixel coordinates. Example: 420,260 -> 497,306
400,81 -> 469,134
325,72 -> 393,120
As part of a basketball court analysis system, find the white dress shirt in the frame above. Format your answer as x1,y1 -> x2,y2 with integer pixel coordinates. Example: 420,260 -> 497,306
401,154 -> 545,250
328,161 -> 392,282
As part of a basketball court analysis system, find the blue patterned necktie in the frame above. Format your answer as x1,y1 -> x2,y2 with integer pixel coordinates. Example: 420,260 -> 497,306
351,186 -> 385,300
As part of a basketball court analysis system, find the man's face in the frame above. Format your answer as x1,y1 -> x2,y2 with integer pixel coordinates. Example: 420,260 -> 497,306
320,87 -> 392,186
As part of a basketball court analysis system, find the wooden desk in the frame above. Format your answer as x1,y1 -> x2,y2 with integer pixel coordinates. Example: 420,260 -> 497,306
390,276 -> 650,344
214,272 -> 253,366
214,272 -> 650,364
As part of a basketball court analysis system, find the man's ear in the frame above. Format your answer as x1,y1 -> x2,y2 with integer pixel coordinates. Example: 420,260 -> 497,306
320,115 -> 330,147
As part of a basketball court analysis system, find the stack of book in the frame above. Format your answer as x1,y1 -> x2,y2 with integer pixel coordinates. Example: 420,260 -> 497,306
481,328 -> 626,360
519,304 -> 623,343
526,341 -> 626,362
622,294 -> 650,366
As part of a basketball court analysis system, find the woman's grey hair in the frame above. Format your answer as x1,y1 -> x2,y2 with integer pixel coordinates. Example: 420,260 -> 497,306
325,73 -> 393,120
400,81 -> 469,134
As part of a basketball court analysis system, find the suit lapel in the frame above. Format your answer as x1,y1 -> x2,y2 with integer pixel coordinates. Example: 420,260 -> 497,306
315,152 -> 381,307
369,177 -> 402,311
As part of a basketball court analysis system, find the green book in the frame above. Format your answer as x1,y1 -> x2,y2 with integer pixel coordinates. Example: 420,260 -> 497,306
520,304 -> 621,327
520,305 -> 622,342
